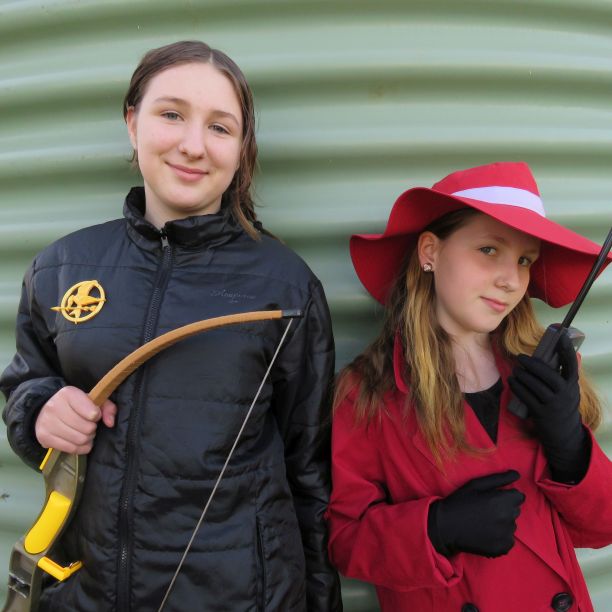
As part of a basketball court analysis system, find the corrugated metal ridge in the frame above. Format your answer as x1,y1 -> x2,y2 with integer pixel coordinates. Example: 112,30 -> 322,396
3,0 -> 612,35
3,64 -> 612,107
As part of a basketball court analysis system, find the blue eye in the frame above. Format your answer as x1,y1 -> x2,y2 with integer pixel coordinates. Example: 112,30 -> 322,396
162,111 -> 181,120
210,124 -> 230,135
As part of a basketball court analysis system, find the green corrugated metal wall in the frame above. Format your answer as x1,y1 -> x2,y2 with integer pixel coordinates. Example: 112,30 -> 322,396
1,1 -> 611,608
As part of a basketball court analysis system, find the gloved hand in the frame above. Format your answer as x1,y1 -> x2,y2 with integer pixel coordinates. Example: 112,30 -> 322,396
507,331 -> 588,483
428,470 -> 525,558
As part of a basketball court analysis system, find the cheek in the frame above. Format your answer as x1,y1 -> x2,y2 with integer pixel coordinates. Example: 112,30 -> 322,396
433,268 -> 464,303
434,258 -> 486,305
437,255 -> 472,287
518,268 -> 531,293
138,127 -> 177,155
211,138 -> 241,167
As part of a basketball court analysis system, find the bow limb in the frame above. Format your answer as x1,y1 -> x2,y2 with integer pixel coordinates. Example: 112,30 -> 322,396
3,309 -> 301,612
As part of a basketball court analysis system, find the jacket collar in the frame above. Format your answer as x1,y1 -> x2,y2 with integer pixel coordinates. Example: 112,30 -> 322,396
123,186 -> 245,251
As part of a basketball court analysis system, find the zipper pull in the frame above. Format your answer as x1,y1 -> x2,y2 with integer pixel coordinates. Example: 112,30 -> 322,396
160,229 -> 169,249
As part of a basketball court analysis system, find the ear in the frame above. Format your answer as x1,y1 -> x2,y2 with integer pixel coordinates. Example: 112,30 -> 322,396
125,106 -> 138,150
417,231 -> 440,268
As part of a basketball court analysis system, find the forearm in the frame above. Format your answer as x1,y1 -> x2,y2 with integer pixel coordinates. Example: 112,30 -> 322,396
286,423 -> 341,610
546,425 -> 590,484
536,429 -> 612,547
328,497 -> 462,591
3,376 -> 66,468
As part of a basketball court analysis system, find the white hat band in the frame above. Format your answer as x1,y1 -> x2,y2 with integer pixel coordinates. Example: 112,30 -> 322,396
451,186 -> 546,217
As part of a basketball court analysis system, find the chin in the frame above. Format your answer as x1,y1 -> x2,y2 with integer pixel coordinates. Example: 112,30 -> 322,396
169,198 -> 218,216
482,320 -> 506,334
467,318 -> 503,335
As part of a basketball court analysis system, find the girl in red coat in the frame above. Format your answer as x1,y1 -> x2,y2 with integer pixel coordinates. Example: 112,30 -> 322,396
328,161 -> 612,611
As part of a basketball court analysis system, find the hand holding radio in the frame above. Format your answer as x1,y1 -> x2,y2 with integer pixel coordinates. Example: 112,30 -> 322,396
508,332 -> 587,482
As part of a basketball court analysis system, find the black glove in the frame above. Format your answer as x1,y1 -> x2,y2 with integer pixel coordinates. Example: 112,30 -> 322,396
507,332 -> 588,483
428,470 -> 525,558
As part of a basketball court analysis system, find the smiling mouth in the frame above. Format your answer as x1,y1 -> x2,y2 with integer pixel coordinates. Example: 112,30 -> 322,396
167,163 -> 207,175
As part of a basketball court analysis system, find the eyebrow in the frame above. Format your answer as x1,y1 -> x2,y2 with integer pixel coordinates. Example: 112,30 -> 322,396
484,234 -> 540,256
152,96 -> 240,126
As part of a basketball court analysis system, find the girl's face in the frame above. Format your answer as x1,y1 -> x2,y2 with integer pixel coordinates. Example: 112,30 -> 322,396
126,62 -> 243,227
422,214 -> 540,341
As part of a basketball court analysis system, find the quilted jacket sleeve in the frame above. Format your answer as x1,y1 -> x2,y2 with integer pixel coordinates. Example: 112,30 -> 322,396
327,390 -> 464,592
271,279 -> 342,611
1,260 -> 66,469
536,427 -> 612,549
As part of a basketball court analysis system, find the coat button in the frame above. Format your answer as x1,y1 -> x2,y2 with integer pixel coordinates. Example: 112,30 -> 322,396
461,605 -> 479,612
551,592 -> 573,611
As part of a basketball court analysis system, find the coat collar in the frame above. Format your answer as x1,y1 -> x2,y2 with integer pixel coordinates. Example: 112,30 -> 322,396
123,186 -> 245,252
393,330 -> 521,460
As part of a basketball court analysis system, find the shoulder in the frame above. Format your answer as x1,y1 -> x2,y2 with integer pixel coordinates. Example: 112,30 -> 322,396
31,219 -> 126,272
334,371 -> 411,430
236,232 -> 324,296
332,379 -> 365,437
332,380 -> 410,457
261,234 -> 318,281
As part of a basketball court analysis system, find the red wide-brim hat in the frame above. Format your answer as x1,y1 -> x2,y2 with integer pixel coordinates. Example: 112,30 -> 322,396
351,162 -> 611,308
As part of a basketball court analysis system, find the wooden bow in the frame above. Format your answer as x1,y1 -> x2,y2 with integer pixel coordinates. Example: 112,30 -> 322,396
3,309 -> 301,612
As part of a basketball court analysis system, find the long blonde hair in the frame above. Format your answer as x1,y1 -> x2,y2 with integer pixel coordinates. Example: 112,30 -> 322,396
335,209 -> 602,464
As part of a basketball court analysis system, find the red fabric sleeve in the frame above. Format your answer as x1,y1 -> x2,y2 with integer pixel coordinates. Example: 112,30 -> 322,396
536,427 -> 612,549
326,393 -> 463,591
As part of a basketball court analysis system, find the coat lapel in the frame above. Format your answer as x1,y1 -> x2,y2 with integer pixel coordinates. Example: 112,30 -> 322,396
398,340 -> 571,582
497,380 -> 570,582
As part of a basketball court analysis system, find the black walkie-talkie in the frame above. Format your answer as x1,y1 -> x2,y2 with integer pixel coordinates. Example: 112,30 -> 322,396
508,226 -> 612,419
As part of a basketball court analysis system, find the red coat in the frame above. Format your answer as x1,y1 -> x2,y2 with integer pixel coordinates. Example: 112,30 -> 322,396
327,344 -> 612,612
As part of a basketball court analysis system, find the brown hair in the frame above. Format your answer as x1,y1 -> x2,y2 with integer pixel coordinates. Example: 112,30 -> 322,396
123,40 -> 263,240
335,209 -> 602,464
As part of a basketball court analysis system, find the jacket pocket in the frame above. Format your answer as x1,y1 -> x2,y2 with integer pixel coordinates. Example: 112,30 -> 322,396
256,517 -> 267,611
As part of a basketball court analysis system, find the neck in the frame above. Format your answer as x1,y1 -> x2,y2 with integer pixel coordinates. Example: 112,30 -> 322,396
451,334 -> 500,393
142,187 -> 222,229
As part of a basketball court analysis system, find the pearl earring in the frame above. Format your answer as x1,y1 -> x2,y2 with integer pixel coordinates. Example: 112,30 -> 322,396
422,263 -> 433,273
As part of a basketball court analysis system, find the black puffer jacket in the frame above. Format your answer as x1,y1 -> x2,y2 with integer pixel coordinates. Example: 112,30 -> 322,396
1,187 -> 342,611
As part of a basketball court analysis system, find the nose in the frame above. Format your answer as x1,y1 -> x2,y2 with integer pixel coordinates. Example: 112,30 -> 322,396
495,259 -> 522,292
178,122 -> 206,159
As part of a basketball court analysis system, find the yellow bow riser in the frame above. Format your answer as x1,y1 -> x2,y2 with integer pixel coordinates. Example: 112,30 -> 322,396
5,451 -> 85,612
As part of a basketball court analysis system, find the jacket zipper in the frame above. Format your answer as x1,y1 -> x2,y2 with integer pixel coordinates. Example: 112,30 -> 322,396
116,230 -> 173,611
256,518 -> 267,611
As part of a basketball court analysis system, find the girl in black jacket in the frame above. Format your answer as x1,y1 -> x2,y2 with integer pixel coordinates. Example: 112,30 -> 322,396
2,40 -> 342,612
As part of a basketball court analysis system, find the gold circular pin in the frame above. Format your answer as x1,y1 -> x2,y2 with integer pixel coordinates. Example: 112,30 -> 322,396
52,280 -> 106,324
